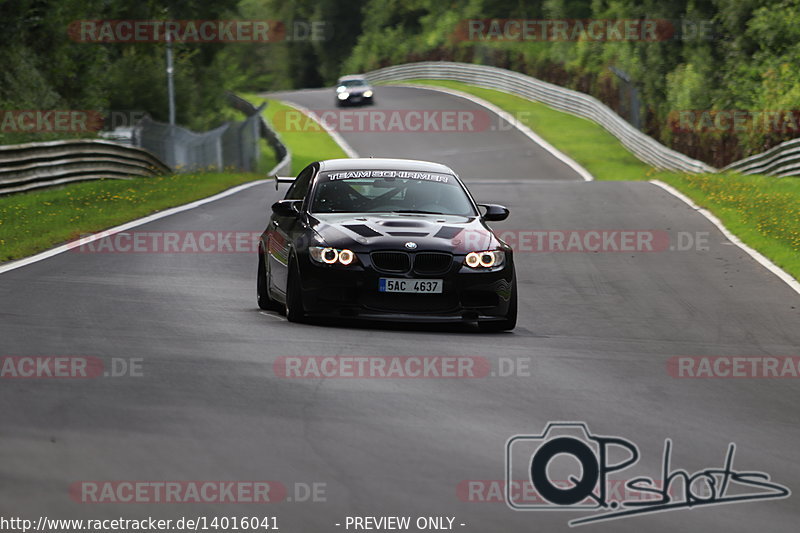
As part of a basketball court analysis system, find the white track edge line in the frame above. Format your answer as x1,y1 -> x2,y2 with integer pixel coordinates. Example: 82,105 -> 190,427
395,83 -> 594,182
277,100 -> 360,159
650,179 -> 800,296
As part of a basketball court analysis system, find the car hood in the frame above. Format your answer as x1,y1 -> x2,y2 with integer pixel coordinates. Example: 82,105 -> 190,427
309,212 -> 501,253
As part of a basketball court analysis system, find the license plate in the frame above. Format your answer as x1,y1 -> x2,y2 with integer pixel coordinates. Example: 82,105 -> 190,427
379,278 -> 443,294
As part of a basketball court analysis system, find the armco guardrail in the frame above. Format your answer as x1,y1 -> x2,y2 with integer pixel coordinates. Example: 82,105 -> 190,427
364,61 -> 717,174
0,139 -> 170,194
722,138 -> 800,178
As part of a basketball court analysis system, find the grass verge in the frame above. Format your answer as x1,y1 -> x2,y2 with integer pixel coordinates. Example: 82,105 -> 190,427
396,79 -> 800,282
0,172 -> 262,262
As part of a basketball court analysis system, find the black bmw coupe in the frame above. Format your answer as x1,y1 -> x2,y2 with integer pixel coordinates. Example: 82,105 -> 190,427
257,158 -> 516,331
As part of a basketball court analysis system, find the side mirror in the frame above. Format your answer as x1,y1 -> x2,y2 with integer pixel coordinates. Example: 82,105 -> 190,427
478,204 -> 509,222
272,199 -> 302,217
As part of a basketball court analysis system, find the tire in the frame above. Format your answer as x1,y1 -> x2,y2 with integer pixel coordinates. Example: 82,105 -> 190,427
479,274 -> 517,332
257,249 -> 282,312
285,258 -> 306,323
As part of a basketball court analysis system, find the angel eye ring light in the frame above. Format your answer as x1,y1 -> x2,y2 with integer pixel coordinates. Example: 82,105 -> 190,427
464,250 -> 504,269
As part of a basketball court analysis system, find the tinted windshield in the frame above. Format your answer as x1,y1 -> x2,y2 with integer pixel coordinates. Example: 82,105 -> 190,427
310,170 -> 476,216
338,79 -> 368,88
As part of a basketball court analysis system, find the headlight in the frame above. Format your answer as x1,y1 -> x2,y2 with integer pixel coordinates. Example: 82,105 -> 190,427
337,92 -> 349,100
363,90 -> 373,97
336,86 -> 347,93
464,250 -> 504,269
337,249 -> 355,265
310,246 -> 358,266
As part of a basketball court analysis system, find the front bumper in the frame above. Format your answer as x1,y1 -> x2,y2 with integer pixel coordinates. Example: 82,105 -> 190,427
296,253 -> 514,322
338,93 -> 372,105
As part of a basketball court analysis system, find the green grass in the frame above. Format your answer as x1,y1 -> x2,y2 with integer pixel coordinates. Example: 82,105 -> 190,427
394,79 -> 800,282
243,94 -> 349,174
653,172 -> 800,280
0,172 -> 263,262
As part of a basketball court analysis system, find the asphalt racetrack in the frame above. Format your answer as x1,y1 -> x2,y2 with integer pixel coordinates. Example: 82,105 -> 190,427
1,86 -> 798,532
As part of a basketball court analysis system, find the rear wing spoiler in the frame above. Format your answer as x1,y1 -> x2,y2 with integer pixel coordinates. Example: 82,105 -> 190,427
272,176 -> 295,190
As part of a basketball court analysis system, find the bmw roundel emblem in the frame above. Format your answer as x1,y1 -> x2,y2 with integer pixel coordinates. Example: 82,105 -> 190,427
404,242 -> 417,250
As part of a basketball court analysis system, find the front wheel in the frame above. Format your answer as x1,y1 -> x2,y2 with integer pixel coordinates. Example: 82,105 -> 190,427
285,258 -> 306,323
257,249 -> 282,312
478,275 -> 517,332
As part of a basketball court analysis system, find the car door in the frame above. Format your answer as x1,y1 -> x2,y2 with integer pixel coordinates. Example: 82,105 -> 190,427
267,165 -> 314,295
